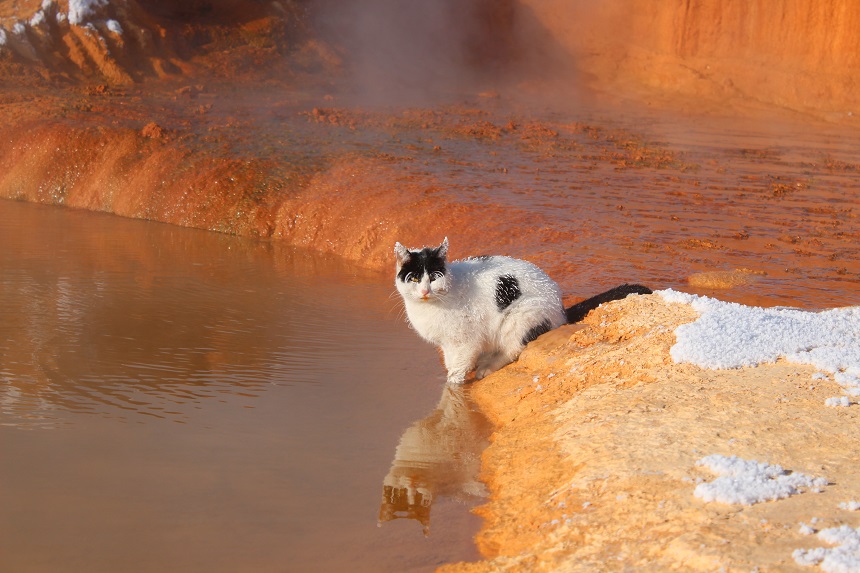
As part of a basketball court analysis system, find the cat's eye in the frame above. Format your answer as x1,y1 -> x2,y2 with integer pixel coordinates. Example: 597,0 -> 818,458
429,271 -> 444,281
405,273 -> 420,283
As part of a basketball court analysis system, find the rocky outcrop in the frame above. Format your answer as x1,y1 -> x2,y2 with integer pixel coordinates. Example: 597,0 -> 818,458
0,0 -> 310,85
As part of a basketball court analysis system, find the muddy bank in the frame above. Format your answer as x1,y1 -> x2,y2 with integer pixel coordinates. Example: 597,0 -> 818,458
440,293 -> 860,572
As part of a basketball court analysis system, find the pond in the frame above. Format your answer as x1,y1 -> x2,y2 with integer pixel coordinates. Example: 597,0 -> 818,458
0,199 -> 490,572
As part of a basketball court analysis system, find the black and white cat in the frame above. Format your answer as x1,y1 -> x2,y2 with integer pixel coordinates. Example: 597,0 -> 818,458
394,238 -> 651,384
395,238 -> 563,384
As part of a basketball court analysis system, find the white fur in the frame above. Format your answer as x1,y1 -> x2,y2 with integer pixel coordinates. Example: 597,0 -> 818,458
395,239 -> 565,384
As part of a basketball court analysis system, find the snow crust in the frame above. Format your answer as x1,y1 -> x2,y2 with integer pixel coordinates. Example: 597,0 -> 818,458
694,454 -> 827,506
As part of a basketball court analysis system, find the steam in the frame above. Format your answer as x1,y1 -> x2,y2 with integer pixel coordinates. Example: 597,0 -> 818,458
314,0 -> 572,105
314,0 -> 474,103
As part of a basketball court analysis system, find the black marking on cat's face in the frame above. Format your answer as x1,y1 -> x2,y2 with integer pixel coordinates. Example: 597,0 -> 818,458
397,246 -> 447,283
494,274 -> 521,310
521,319 -> 552,346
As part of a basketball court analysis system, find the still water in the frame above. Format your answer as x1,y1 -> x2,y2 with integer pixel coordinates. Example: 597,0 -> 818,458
0,199 -> 489,572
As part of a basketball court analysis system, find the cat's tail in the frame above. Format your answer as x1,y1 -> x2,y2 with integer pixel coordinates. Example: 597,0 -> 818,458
564,284 -> 653,324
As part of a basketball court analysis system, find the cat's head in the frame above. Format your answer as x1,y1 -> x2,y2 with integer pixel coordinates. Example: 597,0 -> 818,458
394,237 -> 450,302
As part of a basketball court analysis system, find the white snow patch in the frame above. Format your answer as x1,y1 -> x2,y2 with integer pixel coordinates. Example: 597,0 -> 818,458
801,523 -> 817,536
657,289 -> 860,373
30,10 -> 46,26
0,29 -> 7,46
835,371 -> 860,389
12,21 -> 26,35
813,372 -> 830,381
840,501 -> 860,512
693,454 -> 827,506
793,525 -> 860,573
68,0 -> 109,26
825,397 -> 851,408
105,19 -> 122,35
658,289 -> 696,305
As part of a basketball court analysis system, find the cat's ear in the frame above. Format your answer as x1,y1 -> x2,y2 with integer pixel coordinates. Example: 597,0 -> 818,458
394,242 -> 410,266
437,237 -> 449,259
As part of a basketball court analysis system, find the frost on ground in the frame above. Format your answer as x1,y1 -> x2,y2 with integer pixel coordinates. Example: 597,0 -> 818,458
694,454 -> 827,506
793,525 -> 860,573
840,502 -> 860,512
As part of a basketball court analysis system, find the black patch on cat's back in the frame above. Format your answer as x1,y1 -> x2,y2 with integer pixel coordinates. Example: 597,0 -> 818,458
522,319 -> 552,346
495,274 -> 521,310
398,247 -> 446,282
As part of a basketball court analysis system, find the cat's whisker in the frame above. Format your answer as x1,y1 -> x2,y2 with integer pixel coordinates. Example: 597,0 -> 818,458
384,289 -> 409,322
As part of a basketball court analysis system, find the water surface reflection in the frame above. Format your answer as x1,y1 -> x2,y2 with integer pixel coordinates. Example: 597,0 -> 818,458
0,199 -> 389,426
0,200 -> 485,572
380,384 -> 491,535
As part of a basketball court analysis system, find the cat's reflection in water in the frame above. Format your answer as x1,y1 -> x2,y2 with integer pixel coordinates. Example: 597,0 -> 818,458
378,384 -> 492,535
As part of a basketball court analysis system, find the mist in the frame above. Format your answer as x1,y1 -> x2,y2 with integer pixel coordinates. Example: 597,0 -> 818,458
312,0 -> 573,105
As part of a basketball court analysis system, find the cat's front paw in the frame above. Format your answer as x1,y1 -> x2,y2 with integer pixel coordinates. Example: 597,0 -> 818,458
475,354 -> 510,380
446,371 -> 467,385
475,367 -> 493,380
